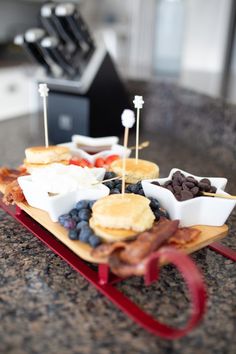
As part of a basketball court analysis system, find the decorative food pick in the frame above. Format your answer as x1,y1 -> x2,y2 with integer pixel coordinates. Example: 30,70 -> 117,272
202,192 -> 236,200
133,95 -> 144,164
38,83 -> 49,148
121,109 -> 135,194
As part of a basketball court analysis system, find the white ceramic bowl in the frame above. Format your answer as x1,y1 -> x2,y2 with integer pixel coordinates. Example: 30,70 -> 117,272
142,168 -> 236,227
59,142 -> 131,164
18,167 -> 109,222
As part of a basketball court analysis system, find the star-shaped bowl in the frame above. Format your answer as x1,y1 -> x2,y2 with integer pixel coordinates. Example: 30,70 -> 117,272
142,168 -> 236,227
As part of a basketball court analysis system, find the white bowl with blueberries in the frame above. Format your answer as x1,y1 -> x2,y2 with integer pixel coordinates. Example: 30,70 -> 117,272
142,168 -> 236,227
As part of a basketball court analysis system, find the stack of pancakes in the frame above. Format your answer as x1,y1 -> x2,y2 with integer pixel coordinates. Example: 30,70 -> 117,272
111,158 -> 159,184
23,146 -> 71,172
90,194 -> 155,242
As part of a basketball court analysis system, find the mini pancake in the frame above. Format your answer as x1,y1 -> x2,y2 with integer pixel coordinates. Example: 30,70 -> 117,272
90,193 -> 155,242
110,158 -> 159,184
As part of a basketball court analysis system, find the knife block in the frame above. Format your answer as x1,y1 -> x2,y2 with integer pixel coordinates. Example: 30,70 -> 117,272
41,47 -> 130,144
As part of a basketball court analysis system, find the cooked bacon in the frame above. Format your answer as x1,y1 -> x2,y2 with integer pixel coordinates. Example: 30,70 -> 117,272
92,218 -> 202,277
0,167 -> 26,185
91,242 -> 127,259
3,180 -> 25,205
119,220 -> 179,265
91,219 -> 179,262
168,227 -> 201,247
109,251 -> 147,277
0,167 -> 27,205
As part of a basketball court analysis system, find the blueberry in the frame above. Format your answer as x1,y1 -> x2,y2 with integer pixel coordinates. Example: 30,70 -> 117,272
125,189 -> 131,193
88,200 -> 96,210
138,188 -> 145,196
58,214 -> 70,225
76,220 -> 88,230
76,200 -> 89,210
154,210 -> 161,220
68,229 -> 79,240
129,184 -> 139,193
71,215 -> 80,222
78,208 -> 91,221
114,179 -> 122,187
79,226 -> 93,243
63,218 -> 77,230
159,209 -> 169,219
69,208 -> 79,217
104,172 -> 116,180
125,184 -> 132,192
149,197 -> 160,210
110,188 -> 120,194
104,181 -> 114,189
89,234 -> 101,248
136,181 -> 142,189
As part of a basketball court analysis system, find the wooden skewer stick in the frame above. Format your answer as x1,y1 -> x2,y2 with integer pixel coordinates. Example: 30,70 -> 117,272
129,140 -> 150,150
122,126 -> 129,195
92,176 -> 122,185
121,109 -> 135,195
38,83 -> 49,148
133,96 -> 144,164
203,192 -> 236,200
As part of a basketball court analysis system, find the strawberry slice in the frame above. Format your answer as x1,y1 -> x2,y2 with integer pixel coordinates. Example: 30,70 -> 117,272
69,157 -> 81,166
79,159 -> 93,168
69,158 -> 93,168
95,157 -> 105,167
105,154 -> 120,165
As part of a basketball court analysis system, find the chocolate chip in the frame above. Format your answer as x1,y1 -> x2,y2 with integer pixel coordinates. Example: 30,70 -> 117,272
210,186 -> 217,193
175,194 -> 181,201
172,171 -> 182,178
164,180 -> 172,187
173,185 -> 182,194
151,181 -> 160,186
186,176 -> 196,183
182,182 -> 190,191
166,185 -> 174,193
185,181 -> 195,188
200,178 -> 211,185
191,186 -> 199,195
180,190 -> 193,201
199,182 -> 210,191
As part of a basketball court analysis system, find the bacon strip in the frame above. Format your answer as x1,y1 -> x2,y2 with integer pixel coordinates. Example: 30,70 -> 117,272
0,167 -> 27,204
168,227 -> 201,247
3,180 -> 25,205
119,220 -> 179,265
92,218 -> 202,278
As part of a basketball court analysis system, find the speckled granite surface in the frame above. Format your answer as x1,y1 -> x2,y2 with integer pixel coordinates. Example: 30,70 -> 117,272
0,82 -> 236,354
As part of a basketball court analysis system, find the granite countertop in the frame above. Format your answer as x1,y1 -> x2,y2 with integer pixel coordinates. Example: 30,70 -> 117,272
1,81 -> 236,354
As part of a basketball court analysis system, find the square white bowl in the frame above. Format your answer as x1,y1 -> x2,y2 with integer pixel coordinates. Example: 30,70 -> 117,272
18,168 -> 109,222
142,168 -> 236,227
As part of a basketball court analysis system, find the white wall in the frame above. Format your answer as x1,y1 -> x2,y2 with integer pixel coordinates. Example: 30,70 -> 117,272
181,0 -> 232,73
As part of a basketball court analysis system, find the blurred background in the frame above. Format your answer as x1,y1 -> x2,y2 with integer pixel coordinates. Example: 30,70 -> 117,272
1,0 -> 236,139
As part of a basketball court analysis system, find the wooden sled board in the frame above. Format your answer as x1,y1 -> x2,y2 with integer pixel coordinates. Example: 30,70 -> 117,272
8,200 -> 228,264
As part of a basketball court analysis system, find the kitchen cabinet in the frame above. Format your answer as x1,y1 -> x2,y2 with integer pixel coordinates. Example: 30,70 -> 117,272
0,65 -> 39,121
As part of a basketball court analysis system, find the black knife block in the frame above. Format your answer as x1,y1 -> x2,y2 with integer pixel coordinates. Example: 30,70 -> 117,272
43,49 -> 130,144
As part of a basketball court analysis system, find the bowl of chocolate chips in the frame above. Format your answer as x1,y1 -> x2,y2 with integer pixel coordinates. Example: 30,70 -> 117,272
142,168 -> 236,227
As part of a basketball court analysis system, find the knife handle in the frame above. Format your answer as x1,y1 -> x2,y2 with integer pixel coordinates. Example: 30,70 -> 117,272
41,36 -> 77,77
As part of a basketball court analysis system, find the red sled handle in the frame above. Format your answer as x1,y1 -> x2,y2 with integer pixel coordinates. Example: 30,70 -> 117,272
129,247 -> 207,339
0,200 -> 207,339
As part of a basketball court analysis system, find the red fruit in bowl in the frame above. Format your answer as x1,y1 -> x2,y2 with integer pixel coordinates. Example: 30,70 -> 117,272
69,157 -> 81,166
105,154 -> 119,165
69,158 -> 93,168
95,157 -> 105,167
79,159 -> 93,168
